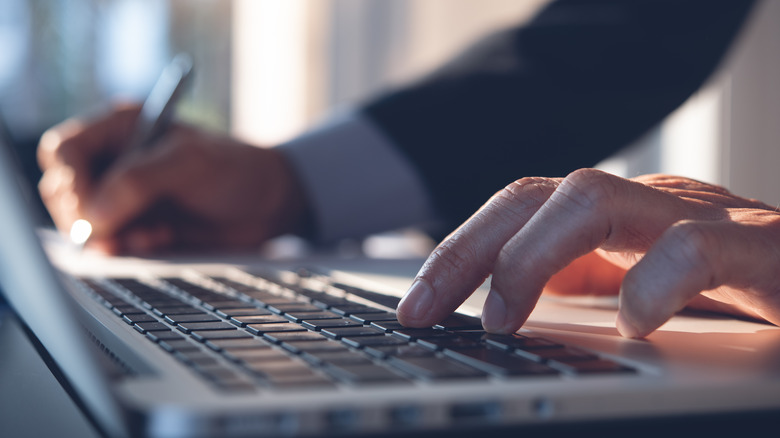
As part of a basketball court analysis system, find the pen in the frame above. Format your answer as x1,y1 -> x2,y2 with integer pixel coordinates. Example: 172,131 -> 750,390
69,53 -> 194,247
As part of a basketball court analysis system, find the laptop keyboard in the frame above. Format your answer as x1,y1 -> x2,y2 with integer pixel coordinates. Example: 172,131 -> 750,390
75,268 -> 635,393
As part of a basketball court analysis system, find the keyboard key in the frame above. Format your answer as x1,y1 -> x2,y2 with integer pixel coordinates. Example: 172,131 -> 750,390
363,344 -> 435,360
284,310 -> 341,323
348,334 -> 408,345
142,298 -> 184,309
164,313 -> 220,324
113,305 -> 146,316
282,340 -> 350,355
348,312 -> 398,324
230,314 -> 289,326
387,356 -> 487,380
368,320 -> 403,331
267,302 -> 324,314
177,321 -> 237,333
390,328 -> 453,341
332,283 -> 401,309
449,330 -> 488,340
122,313 -> 158,324
320,326 -> 385,340
216,307 -> 272,318
205,338 -> 272,351
300,349 -> 370,364
309,297 -> 350,309
433,313 -> 483,331
527,347 -> 598,362
249,295 -> 300,306
300,318 -> 363,331
482,333 -> 560,351
152,305 -> 206,316
294,288 -> 339,302
415,335 -> 482,351
202,300 -> 249,311
99,296 -> 129,308
135,321 -> 173,333
190,330 -> 254,342
263,331 -> 325,344
443,347 -> 559,377
329,304 -> 384,316
245,323 -> 305,335
146,330 -> 186,342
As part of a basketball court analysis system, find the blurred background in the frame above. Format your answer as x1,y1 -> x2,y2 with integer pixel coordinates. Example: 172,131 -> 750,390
0,0 -> 545,185
1,0 -> 779,249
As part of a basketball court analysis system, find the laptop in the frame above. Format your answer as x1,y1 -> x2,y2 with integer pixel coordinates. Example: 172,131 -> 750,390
1,126 -> 780,438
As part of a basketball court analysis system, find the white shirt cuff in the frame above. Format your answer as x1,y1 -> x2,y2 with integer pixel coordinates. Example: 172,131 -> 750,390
278,111 -> 436,243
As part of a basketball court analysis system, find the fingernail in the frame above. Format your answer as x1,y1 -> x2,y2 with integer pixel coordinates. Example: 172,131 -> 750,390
482,290 -> 508,333
397,279 -> 434,324
616,312 -> 641,339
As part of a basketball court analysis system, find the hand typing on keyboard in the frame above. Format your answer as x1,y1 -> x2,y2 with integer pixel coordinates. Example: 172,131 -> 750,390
397,169 -> 780,339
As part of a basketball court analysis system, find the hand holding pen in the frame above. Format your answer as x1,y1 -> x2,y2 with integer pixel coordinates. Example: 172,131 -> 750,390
37,55 -> 310,255
69,53 -> 194,246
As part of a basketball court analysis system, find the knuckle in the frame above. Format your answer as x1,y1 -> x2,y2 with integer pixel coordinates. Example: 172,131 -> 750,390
479,178 -> 558,229
542,169 -> 618,248
39,119 -> 83,156
37,127 -> 69,167
494,177 -> 558,211
558,168 -> 620,212
36,130 -> 57,165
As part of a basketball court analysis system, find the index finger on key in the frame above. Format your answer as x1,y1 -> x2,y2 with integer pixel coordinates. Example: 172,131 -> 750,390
396,177 -> 561,327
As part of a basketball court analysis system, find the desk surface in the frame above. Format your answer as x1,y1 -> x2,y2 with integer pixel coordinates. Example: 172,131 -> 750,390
0,305 -> 100,438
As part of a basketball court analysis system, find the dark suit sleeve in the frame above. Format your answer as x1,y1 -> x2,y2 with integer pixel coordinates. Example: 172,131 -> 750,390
362,0 -> 755,234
